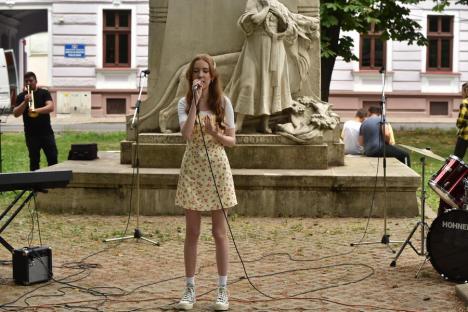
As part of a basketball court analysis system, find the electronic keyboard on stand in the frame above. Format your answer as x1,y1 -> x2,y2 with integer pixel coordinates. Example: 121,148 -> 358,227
0,170 -> 72,252
0,170 -> 71,284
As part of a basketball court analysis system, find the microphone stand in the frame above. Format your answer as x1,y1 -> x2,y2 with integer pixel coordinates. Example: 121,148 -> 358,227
104,70 -> 159,246
351,67 -> 402,251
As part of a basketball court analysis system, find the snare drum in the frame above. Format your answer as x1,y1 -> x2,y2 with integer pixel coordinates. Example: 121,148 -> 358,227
429,155 -> 468,209
427,209 -> 468,282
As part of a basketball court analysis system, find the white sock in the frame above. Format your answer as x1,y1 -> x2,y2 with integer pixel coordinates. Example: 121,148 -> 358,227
218,275 -> 227,287
186,276 -> 195,287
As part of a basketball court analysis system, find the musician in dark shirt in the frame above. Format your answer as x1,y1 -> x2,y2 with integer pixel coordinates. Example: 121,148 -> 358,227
13,72 -> 58,171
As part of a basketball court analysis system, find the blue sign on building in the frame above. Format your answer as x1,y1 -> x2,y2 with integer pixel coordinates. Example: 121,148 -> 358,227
64,44 -> 86,58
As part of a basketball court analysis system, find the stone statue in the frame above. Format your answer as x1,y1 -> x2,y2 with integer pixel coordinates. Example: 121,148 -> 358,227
276,96 -> 340,144
120,0 -> 345,168
224,0 -> 319,133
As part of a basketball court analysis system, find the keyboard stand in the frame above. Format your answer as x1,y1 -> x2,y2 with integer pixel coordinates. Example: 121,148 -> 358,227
0,190 -> 36,253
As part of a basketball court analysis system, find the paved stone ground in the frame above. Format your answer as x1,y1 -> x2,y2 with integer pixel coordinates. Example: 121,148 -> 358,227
0,213 -> 465,311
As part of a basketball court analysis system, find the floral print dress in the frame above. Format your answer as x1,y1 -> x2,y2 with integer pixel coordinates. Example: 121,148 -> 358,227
175,114 -> 237,211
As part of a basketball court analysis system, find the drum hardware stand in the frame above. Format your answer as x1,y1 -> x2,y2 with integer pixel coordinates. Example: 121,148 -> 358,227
104,70 -> 159,246
414,256 -> 430,278
351,66 -> 402,252
390,155 -> 431,267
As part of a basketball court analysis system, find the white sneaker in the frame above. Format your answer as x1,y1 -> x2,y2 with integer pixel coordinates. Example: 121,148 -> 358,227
213,286 -> 229,311
176,286 -> 195,310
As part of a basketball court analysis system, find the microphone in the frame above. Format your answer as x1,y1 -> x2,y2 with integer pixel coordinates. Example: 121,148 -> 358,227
142,69 -> 150,76
192,84 -> 200,92
379,66 -> 385,74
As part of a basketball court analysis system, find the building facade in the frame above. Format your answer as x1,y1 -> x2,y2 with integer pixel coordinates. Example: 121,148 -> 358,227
330,1 -> 466,119
0,0 -> 465,120
0,0 -> 149,117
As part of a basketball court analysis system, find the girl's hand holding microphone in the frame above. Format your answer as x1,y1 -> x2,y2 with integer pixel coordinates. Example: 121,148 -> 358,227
192,79 -> 203,107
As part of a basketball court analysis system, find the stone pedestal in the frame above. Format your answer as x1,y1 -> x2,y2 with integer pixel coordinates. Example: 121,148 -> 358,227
121,131 -> 344,169
36,152 -> 420,217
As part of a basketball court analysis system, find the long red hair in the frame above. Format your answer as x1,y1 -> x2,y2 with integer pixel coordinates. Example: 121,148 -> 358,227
185,54 -> 225,129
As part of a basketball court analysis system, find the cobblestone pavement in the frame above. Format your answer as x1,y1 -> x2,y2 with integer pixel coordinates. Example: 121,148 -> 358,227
0,213 -> 465,311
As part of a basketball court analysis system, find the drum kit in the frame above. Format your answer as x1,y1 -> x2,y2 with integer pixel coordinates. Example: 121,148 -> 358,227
391,145 -> 468,283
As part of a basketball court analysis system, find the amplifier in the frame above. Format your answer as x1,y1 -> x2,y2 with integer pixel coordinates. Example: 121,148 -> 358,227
13,246 -> 53,285
68,143 -> 98,160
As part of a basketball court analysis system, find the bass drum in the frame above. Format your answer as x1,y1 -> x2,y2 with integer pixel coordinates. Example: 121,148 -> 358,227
427,209 -> 468,282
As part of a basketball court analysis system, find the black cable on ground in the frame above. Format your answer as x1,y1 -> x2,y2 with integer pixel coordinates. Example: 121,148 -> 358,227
195,113 -> 381,302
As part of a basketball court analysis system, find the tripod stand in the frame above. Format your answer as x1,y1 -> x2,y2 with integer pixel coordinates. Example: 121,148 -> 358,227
350,67 -> 402,251
391,155 -> 429,265
390,146 -> 444,267
104,70 -> 159,245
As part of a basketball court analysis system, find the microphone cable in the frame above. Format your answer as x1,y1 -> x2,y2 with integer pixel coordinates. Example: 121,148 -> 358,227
195,112 -> 278,299
352,118 -> 384,245
195,112 -> 373,300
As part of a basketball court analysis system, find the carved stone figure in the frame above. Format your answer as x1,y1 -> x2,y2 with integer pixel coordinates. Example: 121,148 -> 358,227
224,0 -> 319,133
276,96 -> 340,144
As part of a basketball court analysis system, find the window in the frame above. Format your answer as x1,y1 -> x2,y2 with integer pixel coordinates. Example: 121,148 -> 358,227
106,98 -> 127,114
429,101 -> 449,115
427,16 -> 453,71
360,24 -> 386,70
103,10 -> 131,67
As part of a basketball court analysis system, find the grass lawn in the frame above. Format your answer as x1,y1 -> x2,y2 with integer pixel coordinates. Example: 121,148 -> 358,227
0,129 -> 460,212
1,131 -> 125,173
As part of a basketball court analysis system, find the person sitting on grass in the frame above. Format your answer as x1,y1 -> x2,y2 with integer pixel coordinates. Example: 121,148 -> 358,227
341,108 -> 366,155
359,106 -> 410,167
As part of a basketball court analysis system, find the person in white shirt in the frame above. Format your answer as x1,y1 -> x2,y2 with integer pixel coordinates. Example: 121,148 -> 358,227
341,109 -> 366,155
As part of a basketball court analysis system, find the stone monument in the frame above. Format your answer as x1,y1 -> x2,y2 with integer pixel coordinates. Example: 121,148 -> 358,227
224,0 -> 320,134
36,1 -> 419,218
121,0 -> 344,168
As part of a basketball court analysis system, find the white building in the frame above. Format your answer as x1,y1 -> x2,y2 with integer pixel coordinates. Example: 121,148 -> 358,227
0,0 -> 149,117
330,1 -> 466,119
0,0 -> 464,119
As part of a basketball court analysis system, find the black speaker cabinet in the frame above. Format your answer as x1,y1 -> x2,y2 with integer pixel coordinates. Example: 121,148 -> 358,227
68,143 -> 98,160
13,246 -> 52,285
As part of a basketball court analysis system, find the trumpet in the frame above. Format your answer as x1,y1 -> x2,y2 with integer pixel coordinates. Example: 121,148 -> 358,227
26,85 -> 38,118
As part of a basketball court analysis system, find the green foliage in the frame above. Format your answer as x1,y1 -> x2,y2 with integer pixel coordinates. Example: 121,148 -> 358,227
320,0 -> 429,62
319,0 -> 455,100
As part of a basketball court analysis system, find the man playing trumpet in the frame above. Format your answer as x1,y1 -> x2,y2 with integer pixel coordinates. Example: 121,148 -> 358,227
13,71 -> 58,171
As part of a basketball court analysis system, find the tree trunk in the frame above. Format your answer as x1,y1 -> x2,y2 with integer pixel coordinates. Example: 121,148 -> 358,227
321,56 -> 336,102
320,25 -> 341,102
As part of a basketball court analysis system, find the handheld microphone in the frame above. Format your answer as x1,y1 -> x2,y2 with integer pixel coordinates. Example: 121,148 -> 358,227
192,84 -> 200,92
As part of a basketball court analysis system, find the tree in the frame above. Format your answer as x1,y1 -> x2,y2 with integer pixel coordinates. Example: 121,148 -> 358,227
320,0 -> 466,102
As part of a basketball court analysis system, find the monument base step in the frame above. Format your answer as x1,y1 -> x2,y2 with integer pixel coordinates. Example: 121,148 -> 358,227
120,133 -> 344,169
37,152 -> 420,217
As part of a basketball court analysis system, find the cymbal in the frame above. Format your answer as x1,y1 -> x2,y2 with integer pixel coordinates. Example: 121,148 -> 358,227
398,144 -> 446,161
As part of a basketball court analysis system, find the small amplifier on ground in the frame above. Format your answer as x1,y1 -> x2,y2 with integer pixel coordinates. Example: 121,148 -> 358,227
13,246 -> 52,285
